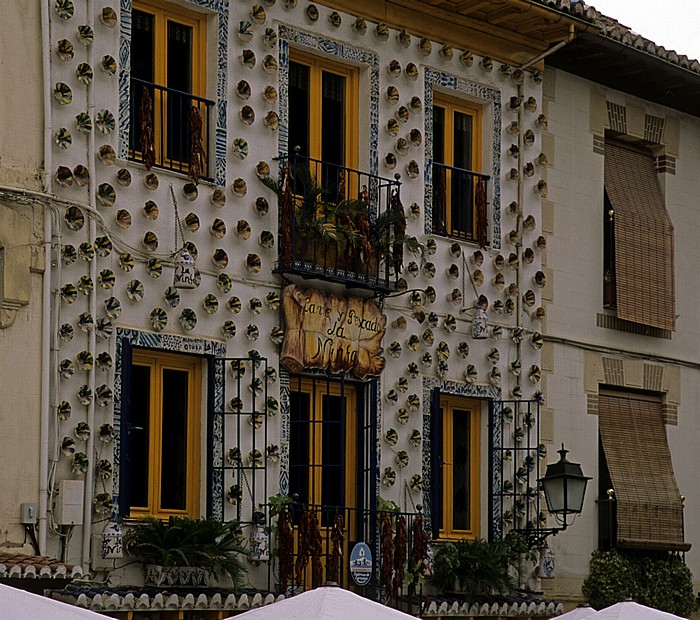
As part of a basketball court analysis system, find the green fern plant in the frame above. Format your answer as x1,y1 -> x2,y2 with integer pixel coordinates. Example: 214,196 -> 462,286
124,516 -> 247,586
431,537 -> 517,602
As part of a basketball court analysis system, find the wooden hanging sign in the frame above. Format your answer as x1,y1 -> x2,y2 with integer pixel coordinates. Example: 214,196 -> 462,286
280,285 -> 387,377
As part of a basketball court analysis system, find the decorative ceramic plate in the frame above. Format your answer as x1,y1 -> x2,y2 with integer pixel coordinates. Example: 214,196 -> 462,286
150,307 -> 168,331
77,312 -> 93,332
59,323 -> 74,342
58,401 -> 72,421
60,284 -> 77,304
104,296 -> 121,319
97,183 -> 116,207
55,127 -> 72,148
98,423 -> 115,442
77,385 -> 93,405
61,437 -> 76,456
96,352 -> 112,370
116,209 -> 132,229
59,359 -> 75,379
179,308 -> 197,330
126,279 -> 144,302
101,54 -> 117,76
98,269 -> 115,289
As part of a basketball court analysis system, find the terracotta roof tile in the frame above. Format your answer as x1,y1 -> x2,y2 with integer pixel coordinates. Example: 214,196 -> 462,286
0,552 -> 82,579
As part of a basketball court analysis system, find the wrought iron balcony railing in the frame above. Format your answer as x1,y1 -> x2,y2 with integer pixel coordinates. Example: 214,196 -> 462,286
273,154 -> 404,293
269,502 -> 426,615
432,162 -> 490,244
129,77 -> 214,180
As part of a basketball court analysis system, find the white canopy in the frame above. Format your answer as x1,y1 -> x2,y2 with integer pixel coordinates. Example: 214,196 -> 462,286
589,600 -> 685,620
0,583 -> 111,619
225,586 -> 418,620
556,604 -> 597,620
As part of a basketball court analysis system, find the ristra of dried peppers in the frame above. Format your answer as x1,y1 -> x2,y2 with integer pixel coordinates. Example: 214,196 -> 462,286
327,513 -> 345,583
390,185 -> 406,274
277,506 -> 294,591
294,508 -> 311,584
188,106 -> 207,185
308,510 -> 324,588
139,86 -> 155,172
410,513 -> 430,591
380,511 -> 394,594
393,514 -> 407,596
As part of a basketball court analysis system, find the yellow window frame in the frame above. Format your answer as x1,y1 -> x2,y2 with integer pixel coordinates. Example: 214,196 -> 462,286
289,48 -> 359,170
290,377 -> 358,511
130,350 -> 202,520
439,395 -> 480,539
132,0 -> 207,168
433,92 -> 483,238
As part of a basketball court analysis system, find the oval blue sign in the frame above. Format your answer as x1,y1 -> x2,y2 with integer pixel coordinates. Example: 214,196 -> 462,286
349,542 -> 373,586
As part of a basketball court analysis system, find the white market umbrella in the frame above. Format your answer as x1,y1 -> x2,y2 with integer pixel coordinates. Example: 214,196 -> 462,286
225,586 -> 418,620
0,583 -> 111,619
590,600 -> 685,620
556,604 -> 597,620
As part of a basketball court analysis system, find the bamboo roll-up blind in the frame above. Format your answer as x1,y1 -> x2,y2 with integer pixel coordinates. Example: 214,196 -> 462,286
598,391 -> 688,551
604,142 -> 675,331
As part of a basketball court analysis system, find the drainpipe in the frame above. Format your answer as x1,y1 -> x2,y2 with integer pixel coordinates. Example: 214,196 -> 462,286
81,0 -> 97,570
515,25 -> 577,385
513,24 -> 576,589
38,0 -> 54,554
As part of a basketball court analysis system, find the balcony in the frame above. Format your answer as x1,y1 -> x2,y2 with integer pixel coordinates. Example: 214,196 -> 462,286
129,77 -> 215,181
272,154 -> 405,294
432,162 -> 490,244
270,502 -> 425,614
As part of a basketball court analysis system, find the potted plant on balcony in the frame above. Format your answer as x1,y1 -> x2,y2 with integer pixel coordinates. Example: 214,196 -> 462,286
260,162 -> 423,279
124,516 -> 247,588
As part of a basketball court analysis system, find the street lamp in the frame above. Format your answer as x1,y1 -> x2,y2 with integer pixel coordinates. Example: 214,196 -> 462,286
540,444 -> 591,530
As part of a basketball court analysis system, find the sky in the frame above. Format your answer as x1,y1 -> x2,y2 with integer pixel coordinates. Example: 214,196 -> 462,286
585,0 -> 700,61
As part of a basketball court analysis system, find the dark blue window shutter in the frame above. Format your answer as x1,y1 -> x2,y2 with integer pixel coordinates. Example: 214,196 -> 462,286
118,339 -> 133,522
430,386 -> 442,539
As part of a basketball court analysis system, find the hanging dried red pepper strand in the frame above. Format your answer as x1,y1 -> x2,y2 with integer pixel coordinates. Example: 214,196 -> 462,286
393,515 -> 407,595
188,106 -> 207,185
410,513 -> 429,592
277,506 -> 294,591
308,510 -> 324,588
327,513 -> 345,583
380,511 -> 394,594
294,509 -> 311,585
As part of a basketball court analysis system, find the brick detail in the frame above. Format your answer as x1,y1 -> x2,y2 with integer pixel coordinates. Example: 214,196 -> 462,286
587,393 -> 599,415
663,403 -> 678,426
593,133 -> 605,155
607,101 -> 627,134
655,154 -> 676,175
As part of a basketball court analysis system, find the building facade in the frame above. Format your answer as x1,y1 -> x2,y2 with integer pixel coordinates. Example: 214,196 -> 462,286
2,0 -> 699,616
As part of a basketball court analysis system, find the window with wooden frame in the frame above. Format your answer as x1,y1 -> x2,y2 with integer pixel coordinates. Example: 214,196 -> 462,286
432,92 -> 484,242
129,0 -> 209,174
288,49 -> 359,170
603,139 -> 675,331
432,394 -> 481,539
125,350 -> 202,519
288,377 -> 358,515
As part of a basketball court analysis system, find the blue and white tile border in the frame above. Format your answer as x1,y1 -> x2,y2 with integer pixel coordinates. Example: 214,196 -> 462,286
423,68 -> 502,249
421,377 -> 501,534
118,0 -> 229,186
112,328 -> 226,516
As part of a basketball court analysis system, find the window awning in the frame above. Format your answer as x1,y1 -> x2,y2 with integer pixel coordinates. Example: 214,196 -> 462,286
598,391 -> 689,551
604,142 -> 675,331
